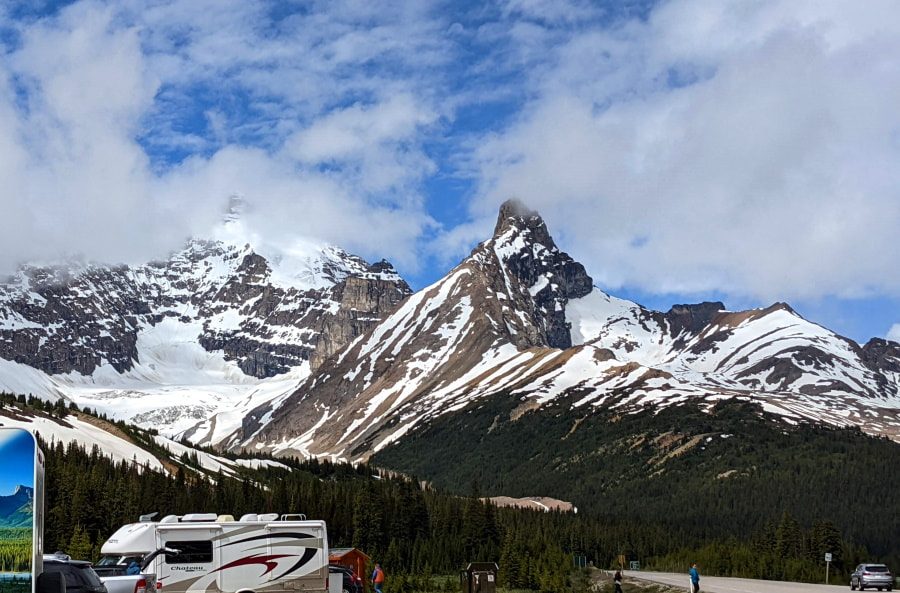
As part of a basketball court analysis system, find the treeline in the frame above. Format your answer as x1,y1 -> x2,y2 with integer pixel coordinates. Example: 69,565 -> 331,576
37,436 -> 877,588
36,436 -> 572,591
645,511 -> 866,583
2,392 -> 895,591
374,396 -> 900,578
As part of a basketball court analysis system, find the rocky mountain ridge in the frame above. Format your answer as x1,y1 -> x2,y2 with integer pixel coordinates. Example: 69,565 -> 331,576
232,201 -> 900,460
0,210 -> 411,437
0,239 -> 410,379
0,200 -> 898,461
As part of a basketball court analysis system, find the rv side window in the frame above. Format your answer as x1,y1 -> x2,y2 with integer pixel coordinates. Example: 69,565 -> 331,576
164,541 -> 213,563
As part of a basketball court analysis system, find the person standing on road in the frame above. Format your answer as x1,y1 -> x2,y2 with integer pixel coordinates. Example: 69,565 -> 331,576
689,564 -> 700,593
613,570 -> 623,593
372,563 -> 385,593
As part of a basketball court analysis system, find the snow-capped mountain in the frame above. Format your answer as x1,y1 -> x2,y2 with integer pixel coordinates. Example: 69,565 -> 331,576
0,199 -> 899,462
236,201 -> 900,460
0,198 -> 411,440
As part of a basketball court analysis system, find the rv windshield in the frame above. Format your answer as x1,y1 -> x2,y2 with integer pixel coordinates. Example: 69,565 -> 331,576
96,556 -> 143,567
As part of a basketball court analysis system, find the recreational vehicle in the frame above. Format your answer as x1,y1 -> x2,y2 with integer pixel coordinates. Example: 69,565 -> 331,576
100,514 -> 329,593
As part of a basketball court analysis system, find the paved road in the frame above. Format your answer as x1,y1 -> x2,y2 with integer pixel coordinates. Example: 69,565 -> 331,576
627,570 -> 852,593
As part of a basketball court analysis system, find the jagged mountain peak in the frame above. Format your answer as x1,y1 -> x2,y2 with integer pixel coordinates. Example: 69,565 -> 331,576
473,201 -> 593,349
243,199 -> 900,459
493,199 -> 553,245
12,485 -> 32,499
239,201 -> 603,456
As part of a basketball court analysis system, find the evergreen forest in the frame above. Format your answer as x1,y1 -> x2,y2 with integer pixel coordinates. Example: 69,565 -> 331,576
2,392 -> 899,592
0,529 -> 31,575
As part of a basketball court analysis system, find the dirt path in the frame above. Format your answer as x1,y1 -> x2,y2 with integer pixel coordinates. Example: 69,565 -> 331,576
591,569 -> 684,593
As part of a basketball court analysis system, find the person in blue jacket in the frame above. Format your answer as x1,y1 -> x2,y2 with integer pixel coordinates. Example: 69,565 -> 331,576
689,563 -> 700,593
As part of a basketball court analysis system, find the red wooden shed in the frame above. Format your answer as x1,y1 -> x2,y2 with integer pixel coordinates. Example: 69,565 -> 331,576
329,548 -> 372,584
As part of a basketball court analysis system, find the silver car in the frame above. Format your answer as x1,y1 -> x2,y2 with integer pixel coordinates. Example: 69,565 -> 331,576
851,563 -> 893,591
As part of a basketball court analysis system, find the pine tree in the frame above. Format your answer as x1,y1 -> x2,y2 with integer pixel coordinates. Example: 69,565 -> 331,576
775,511 -> 804,560
68,524 -> 94,561
352,482 -> 383,557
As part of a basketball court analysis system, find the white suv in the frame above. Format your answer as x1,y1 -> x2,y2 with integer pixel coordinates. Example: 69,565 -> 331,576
851,563 -> 893,591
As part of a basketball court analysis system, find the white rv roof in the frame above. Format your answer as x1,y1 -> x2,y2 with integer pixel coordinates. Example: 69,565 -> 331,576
100,522 -> 157,555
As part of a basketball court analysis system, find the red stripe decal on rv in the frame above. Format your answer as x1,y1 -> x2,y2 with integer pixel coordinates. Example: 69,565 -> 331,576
213,554 -> 292,575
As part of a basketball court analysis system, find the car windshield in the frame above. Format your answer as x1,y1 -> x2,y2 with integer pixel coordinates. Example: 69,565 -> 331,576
866,566 -> 889,573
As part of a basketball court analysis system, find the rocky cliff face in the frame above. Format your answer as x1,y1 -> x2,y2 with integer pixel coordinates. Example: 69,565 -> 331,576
0,263 -> 147,375
0,237 -> 410,381
487,200 -> 593,349
309,262 -> 412,371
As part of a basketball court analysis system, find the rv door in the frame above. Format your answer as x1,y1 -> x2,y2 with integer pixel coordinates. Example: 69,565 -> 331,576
156,527 -> 220,593
260,523 -> 328,593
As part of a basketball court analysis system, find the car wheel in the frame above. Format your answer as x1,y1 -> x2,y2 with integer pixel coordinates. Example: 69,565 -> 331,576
851,582 -> 856,591
343,588 -> 351,593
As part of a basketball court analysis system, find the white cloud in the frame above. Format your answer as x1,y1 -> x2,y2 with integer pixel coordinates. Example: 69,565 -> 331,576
2,0 -> 899,328
0,0 -> 451,274
284,94 -> 438,195
0,1 -> 178,269
154,146 -> 436,273
887,324 -> 900,344
470,0 -> 900,302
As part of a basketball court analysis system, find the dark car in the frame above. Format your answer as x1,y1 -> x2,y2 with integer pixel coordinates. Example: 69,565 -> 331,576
42,553 -> 108,593
329,565 -> 363,593
851,563 -> 893,591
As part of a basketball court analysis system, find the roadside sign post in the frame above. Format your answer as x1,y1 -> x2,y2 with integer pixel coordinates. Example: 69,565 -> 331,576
825,553 -> 833,584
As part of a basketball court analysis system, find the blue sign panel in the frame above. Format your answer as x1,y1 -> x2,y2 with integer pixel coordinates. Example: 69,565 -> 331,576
0,428 -> 43,593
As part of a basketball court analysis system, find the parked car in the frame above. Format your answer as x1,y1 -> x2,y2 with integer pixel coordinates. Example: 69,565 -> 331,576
42,553 -> 108,593
851,563 -> 893,591
92,552 -> 158,593
329,564 -> 363,593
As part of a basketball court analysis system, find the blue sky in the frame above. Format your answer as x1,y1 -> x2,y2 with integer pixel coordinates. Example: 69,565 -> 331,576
1,0 -> 899,345
0,428 -> 36,495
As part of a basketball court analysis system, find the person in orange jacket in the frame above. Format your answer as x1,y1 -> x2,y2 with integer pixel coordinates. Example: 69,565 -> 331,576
372,563 -> 385,593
